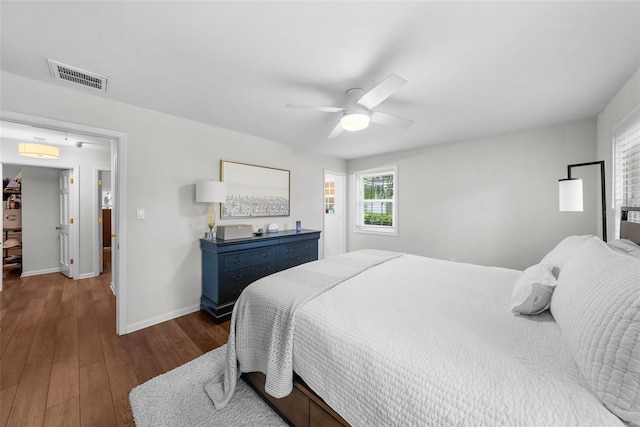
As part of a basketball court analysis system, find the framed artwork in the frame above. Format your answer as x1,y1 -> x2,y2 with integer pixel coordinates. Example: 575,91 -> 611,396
221,160 -> 290,218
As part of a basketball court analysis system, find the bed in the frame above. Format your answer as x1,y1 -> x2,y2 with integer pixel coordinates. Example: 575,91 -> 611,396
205,207 -> 640,427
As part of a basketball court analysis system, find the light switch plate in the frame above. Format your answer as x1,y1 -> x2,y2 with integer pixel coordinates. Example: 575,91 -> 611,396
136,208 -> 145,220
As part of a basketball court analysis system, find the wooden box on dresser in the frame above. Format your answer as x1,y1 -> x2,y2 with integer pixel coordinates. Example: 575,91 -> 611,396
200,229 -> 321,323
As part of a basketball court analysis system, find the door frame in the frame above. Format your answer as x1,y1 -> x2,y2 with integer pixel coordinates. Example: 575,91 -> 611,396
0,110 -> 128,335
96,168 -> 104,276
94,168 -> 112,278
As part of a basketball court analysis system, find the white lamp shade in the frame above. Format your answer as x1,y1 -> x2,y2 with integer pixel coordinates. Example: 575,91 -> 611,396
341,113 -> 370,131
19,143 -> 59,159
196,180 -> 227,203
559,178 -> 583,212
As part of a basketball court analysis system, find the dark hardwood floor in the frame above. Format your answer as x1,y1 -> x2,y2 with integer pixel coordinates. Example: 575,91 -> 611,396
1,251 -> 230,426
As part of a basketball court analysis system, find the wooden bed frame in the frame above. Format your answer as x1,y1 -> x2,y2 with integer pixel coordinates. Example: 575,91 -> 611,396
243,206 -> 640,427
243,372 -> 350,427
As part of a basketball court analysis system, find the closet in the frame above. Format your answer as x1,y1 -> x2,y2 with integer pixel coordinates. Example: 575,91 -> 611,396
2,172 -> 22,274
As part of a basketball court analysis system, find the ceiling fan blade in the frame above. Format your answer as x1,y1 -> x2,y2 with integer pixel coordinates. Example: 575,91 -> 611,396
327,121 -> 345,139
285,104 -> 345,113
356,74 -> 408,110
369,111 -> 414,129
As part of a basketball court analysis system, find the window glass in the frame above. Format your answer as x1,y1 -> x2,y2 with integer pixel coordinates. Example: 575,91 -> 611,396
355,167 -> 397,235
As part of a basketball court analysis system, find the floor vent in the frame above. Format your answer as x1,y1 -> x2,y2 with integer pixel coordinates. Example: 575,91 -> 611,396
47,59 -> 109,92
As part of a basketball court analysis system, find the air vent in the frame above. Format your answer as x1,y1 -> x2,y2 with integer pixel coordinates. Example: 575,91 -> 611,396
47,59 -> 109,92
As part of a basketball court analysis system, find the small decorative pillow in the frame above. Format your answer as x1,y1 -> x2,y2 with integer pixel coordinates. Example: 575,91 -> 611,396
550,237 -> 640,425
539,235 -> 593,278
510,264 -> 557,315
608,238 -> 640,259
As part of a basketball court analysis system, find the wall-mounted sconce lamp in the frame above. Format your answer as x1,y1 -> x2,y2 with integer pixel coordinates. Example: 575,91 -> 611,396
195,180 -> 227,240
558,161 -> 607,241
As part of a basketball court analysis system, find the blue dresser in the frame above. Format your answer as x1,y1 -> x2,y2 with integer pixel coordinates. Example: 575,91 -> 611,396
200,229 -> 321,323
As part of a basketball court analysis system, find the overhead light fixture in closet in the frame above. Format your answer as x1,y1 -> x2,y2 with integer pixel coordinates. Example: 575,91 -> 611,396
18,137 -> 59,159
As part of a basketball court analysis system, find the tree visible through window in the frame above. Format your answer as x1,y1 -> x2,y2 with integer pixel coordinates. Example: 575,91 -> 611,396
355,166 -> 397,235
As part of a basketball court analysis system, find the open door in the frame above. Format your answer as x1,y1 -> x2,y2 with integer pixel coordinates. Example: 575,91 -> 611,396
58,169 -> 73,278
323,170 -> 346,257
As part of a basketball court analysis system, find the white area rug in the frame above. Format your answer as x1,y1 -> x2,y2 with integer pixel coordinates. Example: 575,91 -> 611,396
129,345 -> 287,427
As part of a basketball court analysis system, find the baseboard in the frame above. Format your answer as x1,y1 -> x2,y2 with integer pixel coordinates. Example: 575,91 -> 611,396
21,267 -> 60,277
126,304 -> 200,334
21,269 -> 102,279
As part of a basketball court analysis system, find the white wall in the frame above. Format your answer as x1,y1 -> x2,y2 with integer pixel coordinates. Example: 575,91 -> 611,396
0,71 -> 346,330
2,139 -> 111,277
347,119 -> 598,270
597,67 -> 640,239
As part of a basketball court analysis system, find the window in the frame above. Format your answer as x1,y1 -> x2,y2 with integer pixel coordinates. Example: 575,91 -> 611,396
324,180 -> 335,214
613,108 -> 640,238
355,166 -> 397,235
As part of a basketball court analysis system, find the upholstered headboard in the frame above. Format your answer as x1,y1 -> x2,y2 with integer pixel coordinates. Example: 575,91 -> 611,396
620,207 -> 640,245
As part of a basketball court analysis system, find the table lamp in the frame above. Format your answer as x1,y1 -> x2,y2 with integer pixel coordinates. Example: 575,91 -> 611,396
196,180 -> 227,239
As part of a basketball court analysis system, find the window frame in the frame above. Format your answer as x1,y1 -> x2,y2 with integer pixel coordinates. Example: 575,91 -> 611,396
324,180 -> 335,214
354,166 -> 398,236
612,107 -> 640,239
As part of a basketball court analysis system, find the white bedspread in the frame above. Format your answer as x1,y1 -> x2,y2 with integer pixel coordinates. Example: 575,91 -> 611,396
205,249 -> 402,409
293,254 -> 625,426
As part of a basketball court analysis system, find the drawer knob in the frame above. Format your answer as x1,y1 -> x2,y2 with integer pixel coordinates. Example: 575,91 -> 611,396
233,259 -> 241,265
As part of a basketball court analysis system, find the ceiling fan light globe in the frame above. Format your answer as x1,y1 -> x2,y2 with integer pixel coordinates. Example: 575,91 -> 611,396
341,113 -> 370,131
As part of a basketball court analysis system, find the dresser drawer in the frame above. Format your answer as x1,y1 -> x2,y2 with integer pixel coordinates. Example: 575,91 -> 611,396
278,240 -> 317,259
277,254 -> 316,270
222,282 -> 248,303
223,247 -> 277,271
222,262 -> 277,288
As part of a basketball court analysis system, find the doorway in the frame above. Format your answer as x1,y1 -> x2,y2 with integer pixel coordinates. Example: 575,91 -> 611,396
1,165 -> 79,279
97,170 -> 112,281
0,110 -> 128,335
323,170 -> 346,257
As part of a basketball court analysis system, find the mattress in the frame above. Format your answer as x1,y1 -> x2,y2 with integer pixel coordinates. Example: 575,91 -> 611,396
292,254 -> 624,426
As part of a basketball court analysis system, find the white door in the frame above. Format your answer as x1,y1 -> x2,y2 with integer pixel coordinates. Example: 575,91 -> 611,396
323,171 -> 346,257
58,169 -> 73,278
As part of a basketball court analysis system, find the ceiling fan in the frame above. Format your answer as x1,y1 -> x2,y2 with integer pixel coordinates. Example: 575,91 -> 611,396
285,73 -> 414,139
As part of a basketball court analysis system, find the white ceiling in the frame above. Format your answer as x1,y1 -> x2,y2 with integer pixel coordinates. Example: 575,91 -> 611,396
1,1 -> 638,160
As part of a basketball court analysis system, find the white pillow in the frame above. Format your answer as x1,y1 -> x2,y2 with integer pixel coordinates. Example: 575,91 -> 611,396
510,264 -> 557,315
539,235 -> 593,278
550,236 -> 640,425
608,238 -> 640,259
